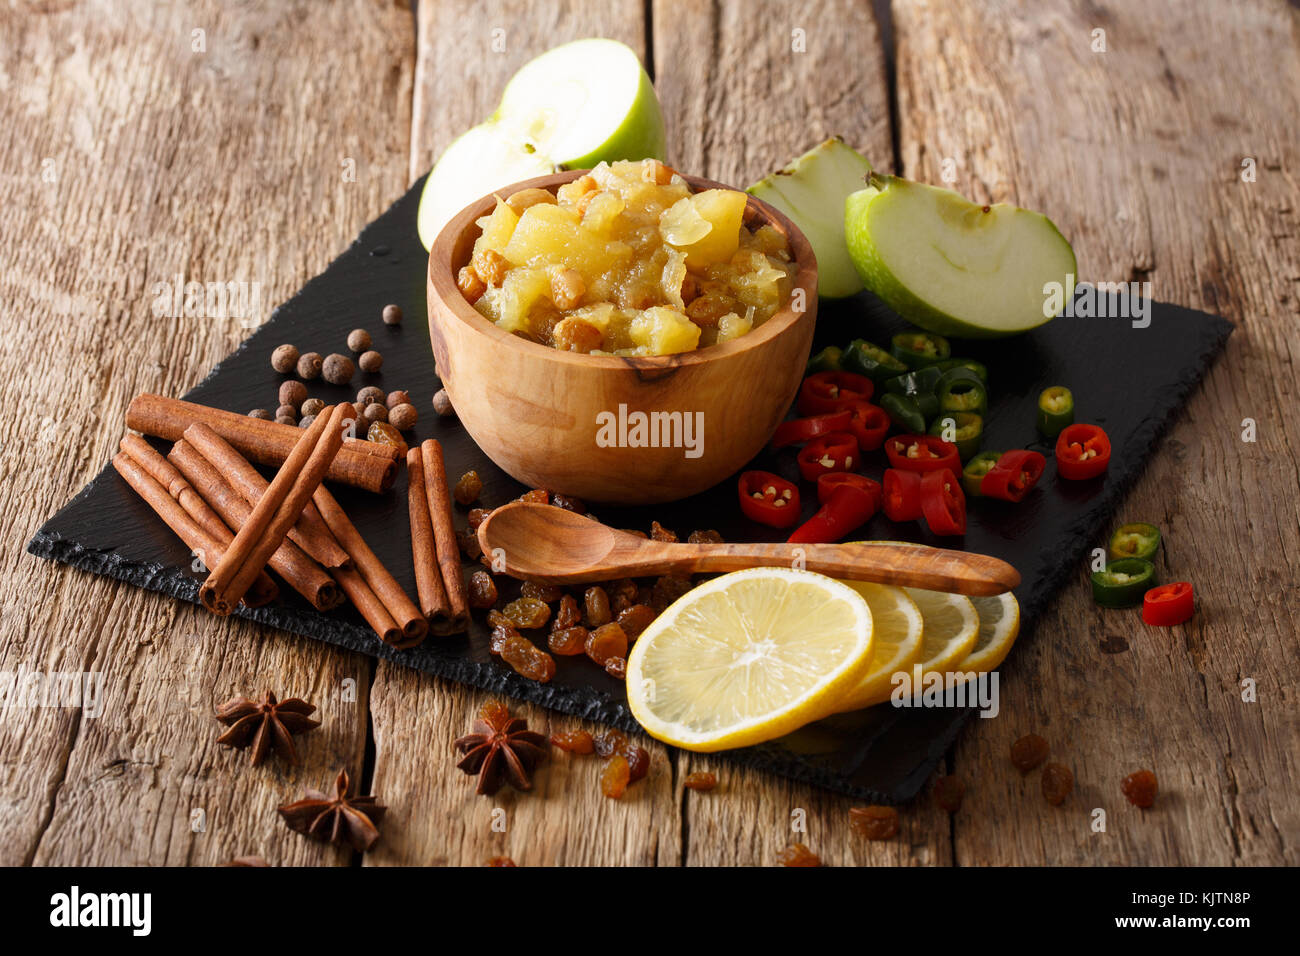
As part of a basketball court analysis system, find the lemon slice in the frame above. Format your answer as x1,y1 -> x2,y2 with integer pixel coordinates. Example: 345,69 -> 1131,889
825,582 -> 924,713
954,591 -> 1020,674
625,568 -> 874,752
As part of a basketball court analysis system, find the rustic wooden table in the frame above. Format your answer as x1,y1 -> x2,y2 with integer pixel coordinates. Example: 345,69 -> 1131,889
1,0 -> 1295,867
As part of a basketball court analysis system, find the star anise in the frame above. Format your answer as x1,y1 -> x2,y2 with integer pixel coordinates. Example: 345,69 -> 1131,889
453,700 -> 549,796
215,691 -> 321,766
278,769 -> 386,852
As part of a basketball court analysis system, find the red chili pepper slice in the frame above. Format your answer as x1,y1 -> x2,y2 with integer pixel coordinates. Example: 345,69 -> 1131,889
788,474 -> 882,544
796,431 -> 859,482
920,469 -> 966,535
770,409 -> 852,449
737,470 -> 801,529
1055,424 -> 1111,480
797,371 -> 875,415
882,468 -> 924,522
980,450 -> 1047,503
1142,582 -> 1194,627
839,400 -> 891,452
885,434 -> 961,476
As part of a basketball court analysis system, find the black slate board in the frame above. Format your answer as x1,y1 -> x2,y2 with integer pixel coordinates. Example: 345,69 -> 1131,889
29,177 -> 1233,802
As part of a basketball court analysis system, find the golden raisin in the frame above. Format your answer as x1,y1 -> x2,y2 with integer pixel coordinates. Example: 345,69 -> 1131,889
687,529 -> 724,544
551,316 -> 602,353
616,604 -> 657,640
680,273 -> 699,305
502,597 -> 551,630
1042,763 -> 1074,806
549,269 -> 587,312
649,520 -> 678,542
453,470 -> 483,506
518,488 -> 549,504
366,421 -> 407,454
550,730 -> 594,754
554,594 -> 582,629
499,635 -> 555,683
547,626 -> 588,656
472,247 -> 507,286
457,265 -> 487,304
583,586 -> 611,627
458,530 -> 484,561
551,493 -> 586,513
468,570 -> 497,609
1010,734 -> 1050,773
609,578 -> 639,615
651,576 -> 693,610
467,507 -> 492,530
849,805 -> 899,841
521,581 -> 564,603
600,755 -> 630,799
778,843 -> 821,867
488,624 -> 516,656
479,699 -> 510,724
592,730 -> 628,758
1121,769 -> 1158,808
556,174 -> 597,204
604,656 -> 627,680
685,293 -> 734,327
683,771 -> 717,792
934,775 -> 966,813
486,610 -> 512,631
586,622 -> 628,665
641,159 -> 676,185
485,856 -> 517,867
504,187 -> 556,215
623,744 -> 649,781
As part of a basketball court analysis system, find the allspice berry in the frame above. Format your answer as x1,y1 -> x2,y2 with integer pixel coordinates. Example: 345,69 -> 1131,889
385,389 -> 410,410
275,413 -> 296,426
346,329 -> 372,352
271,344 -> 299,373
389,402 -> 418,431
362,403 -> 388,425
279,380 -> 307,410
276,404 -> 298,422
359,350 -> 383,373
356,386 -> 385,407
299,414 -> 316,429
432,388 -> 455,417
248,408 -> 273,421
322,353 -> 354,385
301,397 -> 325,418
382,304 -> 402,326
297,352 -> 323,380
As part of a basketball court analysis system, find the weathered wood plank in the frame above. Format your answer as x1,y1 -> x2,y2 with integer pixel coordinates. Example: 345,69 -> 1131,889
653,0 -> 949,866
0,0 -> 414,865
368,0 -> 683,868
894,0 -> 1300,865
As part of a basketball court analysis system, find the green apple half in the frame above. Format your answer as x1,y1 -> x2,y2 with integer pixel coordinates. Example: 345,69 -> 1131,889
845,175 -> 1077,338
417,38 -> 666,250
748,137 -> 874,299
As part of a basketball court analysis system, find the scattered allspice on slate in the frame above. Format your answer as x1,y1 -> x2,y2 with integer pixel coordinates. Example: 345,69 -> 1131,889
359,350 -> 383,373
248,408 -> 272,421
275,408 -> 296,426
382,303 -> 402,325
362,403 -> 387,425
322,353 -> 354,385
346,328 -> 372,352
271,344 -> 298,373
385,389 -> 409,409
279,380 -> 307,409
356,386 -> 385,407
388,403 -> 417,431
297,351 -> 323,380
300,414 -> 316,429
432,388 -> 454,417
301,397 -> 325,417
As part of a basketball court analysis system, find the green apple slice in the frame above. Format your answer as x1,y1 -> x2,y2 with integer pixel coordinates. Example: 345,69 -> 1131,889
748,137 -> 874,299
845,175 -> 1077,338
417,38 -> 666,250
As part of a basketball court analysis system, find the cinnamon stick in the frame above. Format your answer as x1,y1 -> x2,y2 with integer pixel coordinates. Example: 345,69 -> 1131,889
312,485 -> 428,648
405,446 -> 451,626
126,393 -> 398,493
113,452 -> 278,608
120,434 -> 228,542
183,422 -> 350,570
329,565 -> 402,646
200,405 -> 345,615
419,439 -> 470,634
168,440 -> 341,611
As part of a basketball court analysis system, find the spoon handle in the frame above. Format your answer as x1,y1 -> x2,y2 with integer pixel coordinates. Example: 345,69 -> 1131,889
675,542 -> 1020,596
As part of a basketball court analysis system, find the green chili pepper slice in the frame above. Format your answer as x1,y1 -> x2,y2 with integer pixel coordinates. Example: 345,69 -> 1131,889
929,413 -> 984,462
1108,522 -> 1161,561
1036,386 -> 1075,438
842,339 -> 909,382
934,357 -> 990,383
936,367 -> 988,418
962,450 -> 1002,497
884,366 -> 944,396
1092,558 -> 1157,608
890,331 -> 951,369
806,345 -> 843,375
880,393 -> 927,434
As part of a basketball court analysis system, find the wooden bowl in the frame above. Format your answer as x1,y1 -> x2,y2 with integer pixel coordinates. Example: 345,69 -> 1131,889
427,169 -> 818,505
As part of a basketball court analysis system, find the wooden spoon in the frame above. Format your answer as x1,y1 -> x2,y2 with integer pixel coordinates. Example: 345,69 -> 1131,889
477,502 -> 1020,596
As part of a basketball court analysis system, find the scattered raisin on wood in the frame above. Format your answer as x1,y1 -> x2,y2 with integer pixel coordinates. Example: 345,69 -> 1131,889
454,470 -> 483,506
934,776 -> 966,813
485,857 -> 516,867
683,771 -> 717,792
585,623 -> 628,665
547,626 -> 587,656
623,743 -> 648,781
271,344 -> 299,373
600,755 -> 630,799
592,730 -> 628,758
616,604 -> 657,640
550,730 -> 594,754
649,521 -> 678,542
604,656 -> 627,680
778,843 -> 821,867
583,586 -> 611,627
850,805 -> 900,841
468,570 -> 498,609
502,597 -> 550,630
521,581 -> 563,603
1121,769 -> 1158,808
1041,763 -> 1074,806
1010,734 -> 1050,773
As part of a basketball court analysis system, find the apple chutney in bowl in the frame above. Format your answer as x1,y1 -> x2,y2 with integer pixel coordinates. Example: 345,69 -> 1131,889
456,159 -> 797,356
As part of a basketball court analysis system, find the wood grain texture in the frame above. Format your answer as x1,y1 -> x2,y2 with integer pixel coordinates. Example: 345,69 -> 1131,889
894,0 -> 1300,865
368,0 -> 683,868
653,0 -> 894,187
0,0 -> 413,865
